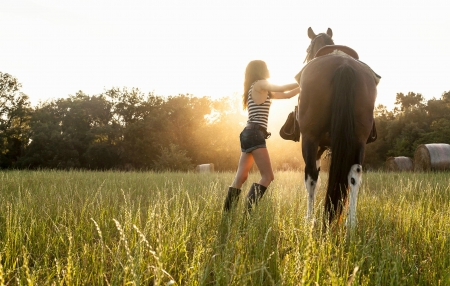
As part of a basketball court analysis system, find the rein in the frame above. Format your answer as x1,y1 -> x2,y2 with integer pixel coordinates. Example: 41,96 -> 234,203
303,34 -> 334,63
304,35 -> 323,63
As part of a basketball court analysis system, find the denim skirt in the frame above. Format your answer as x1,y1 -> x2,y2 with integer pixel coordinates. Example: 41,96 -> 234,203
240,128 -> 266,153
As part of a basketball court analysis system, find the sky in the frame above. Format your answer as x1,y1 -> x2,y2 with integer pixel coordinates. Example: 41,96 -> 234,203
1,0 -> 450,115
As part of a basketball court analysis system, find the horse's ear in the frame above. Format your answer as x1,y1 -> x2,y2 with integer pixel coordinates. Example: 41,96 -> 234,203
308,27 -> 316,39
327,28 -> 333,38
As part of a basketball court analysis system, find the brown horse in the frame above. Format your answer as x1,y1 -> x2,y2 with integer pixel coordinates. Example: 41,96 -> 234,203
297,27 -> 379,228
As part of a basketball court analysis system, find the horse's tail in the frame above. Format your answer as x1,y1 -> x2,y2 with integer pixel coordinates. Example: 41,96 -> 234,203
325,64 -> 357,224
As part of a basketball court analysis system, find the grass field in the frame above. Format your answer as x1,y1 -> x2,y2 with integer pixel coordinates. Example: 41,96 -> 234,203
0,170 -> 449,285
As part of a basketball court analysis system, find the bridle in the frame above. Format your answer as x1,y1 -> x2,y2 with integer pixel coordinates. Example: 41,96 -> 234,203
303,34 -> 334,63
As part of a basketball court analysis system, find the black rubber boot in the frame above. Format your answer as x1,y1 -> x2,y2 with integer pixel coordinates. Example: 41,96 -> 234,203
245,183 -> 267,211
223,187 -> 242,211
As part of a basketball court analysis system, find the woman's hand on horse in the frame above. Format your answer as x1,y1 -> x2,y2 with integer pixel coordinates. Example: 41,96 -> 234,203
256,81 -> 298,93
271,87 -> 300,99
252,81 -> 299,103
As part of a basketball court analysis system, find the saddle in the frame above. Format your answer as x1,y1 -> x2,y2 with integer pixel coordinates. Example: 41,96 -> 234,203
315,45 -> 359,59
294,45 -> 381,84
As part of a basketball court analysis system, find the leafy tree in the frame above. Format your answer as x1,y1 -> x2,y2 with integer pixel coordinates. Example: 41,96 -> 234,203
103,88 -> 167,169
83,142 -> 120,170
416,118 -> 450,145
152,143 -> 193,171
140,94 -> 218,170
17,101 -> 62,168
394,92 -> 425,113
379,93 -> 428,159
387,121 -> 427,157
441,90 -> 450,103
79,94 -> 121,169
426,98 -> 449,121
0,72 -> 21,105
19,92 -> 118,169
195,96 -> 245,170
0,72 -> 32,168
364,105 -> 394,169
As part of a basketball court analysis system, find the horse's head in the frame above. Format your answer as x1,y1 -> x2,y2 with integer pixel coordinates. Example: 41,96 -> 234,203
304,27 -> 334,63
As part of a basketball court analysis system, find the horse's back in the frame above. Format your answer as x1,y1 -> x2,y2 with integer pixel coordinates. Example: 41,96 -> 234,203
298,54 -> 377,143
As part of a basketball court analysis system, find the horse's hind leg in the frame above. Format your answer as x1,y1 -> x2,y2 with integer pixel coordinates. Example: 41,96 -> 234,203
346,145 -> 364,229
302,138 -> 324,220
345,141 -> 366,229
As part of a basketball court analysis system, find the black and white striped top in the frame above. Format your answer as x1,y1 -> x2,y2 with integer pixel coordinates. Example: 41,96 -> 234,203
247,81 -> 271,129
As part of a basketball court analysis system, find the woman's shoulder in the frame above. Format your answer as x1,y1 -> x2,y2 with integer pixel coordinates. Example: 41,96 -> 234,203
251,80 -> 271,104
252,79 -> 270,91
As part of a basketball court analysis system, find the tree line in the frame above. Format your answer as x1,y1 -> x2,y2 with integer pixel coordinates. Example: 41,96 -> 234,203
365,90 -> 450,169
1,72 -> 449,171
1,72 -> 303,171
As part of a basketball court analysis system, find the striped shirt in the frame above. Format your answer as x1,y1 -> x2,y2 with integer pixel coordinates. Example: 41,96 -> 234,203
247,81 -> 271,129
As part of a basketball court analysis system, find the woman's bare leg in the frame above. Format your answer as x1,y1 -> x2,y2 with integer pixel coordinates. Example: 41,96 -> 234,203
244,147 -> 274,210
231,152 -> 254,189
251,147 -> 274,187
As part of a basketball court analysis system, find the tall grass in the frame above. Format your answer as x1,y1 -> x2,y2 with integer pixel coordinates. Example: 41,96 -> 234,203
0,170 -> 449,285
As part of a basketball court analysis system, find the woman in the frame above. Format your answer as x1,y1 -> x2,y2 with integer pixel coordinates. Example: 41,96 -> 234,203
223,60 -> 300,212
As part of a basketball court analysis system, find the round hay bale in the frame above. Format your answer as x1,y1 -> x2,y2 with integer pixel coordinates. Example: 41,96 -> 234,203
385,156 -> 413,172
414,143 -> 450,172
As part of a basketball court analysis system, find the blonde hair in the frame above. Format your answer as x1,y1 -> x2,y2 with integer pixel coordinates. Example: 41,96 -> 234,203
242,60 -> 269,109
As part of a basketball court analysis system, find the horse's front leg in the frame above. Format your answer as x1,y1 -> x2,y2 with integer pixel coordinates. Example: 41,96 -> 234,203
346,164 -> 362,229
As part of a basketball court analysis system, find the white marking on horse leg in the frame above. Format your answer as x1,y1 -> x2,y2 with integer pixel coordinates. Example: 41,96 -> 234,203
346,164 -> 362,229
315,159 -> 321,190
305,174 -> 318,220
